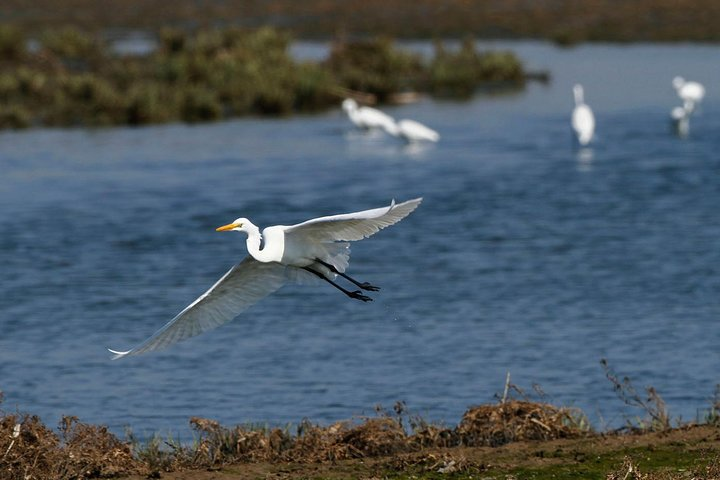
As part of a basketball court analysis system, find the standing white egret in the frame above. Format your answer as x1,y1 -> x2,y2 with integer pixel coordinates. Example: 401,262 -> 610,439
108,198 -> 422,359
670,105 -> 690,138
384,119 -> 440,143
341,98 -> 396,131
673,76 -> 705,113
571,84 -> 595,147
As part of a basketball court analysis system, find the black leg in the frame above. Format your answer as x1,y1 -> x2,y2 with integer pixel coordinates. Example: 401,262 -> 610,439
302,267 -> 373,302
314,259 -> 380,292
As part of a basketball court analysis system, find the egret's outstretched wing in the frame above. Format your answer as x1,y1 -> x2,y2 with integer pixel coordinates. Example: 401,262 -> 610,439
285,197 -> 422,243
108,256 -> 288,359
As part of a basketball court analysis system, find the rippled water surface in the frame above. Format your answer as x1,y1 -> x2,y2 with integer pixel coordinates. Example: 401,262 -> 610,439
1,42 -> 720,437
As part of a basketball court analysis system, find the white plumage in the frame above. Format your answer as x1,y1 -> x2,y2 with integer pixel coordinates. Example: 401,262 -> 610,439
384,119 -> 440,143
673,76 -> 705,113
670,105 -> 690,138
341,98 -> 396,131
571,84 -> 595,147
108,198 -> 422,359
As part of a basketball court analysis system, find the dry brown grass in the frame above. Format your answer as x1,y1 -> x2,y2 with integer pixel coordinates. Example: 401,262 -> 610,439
186,415 -> 412,466
0,396 -> 591,479
456,400 -> 590,447
175,400 -> 589,468
0,414 -> 141,480
3,397 -> 720,479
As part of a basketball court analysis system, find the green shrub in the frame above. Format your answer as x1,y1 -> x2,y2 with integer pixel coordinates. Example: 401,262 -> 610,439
39,26 -> 104,63
0,73 -> 20,101
14,67 -> 48,98
181,86 -> 222,122
153,56 -> 184,83
0,104 -> 32,129
0,24 -> 26,61
0,26 -> 528,129
252,83 -> 295,115
158,28 -> 186,54
292,63 -> 336,111
477,50 -> 524,82
60,73 -> 111,101
429,38 -> 483,97
326,37 -> 423,101
219,64 -> 262,115
429,38 -> 525,97
45,73 -> 124,125
126,82 -> 178,125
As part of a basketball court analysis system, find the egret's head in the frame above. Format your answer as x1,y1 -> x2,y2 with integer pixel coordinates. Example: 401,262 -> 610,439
341,98 -> 357,113
673,76 -> 685,89
573,84 -> 584,104
216,218 -> 249,232
671,106 -> 687,120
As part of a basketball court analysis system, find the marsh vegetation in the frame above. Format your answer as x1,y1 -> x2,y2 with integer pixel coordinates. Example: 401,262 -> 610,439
0,25 -> 527,129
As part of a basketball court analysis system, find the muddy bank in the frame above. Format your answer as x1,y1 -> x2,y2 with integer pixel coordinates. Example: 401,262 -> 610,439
2,396 -> 719,480
120,425 -> 720,480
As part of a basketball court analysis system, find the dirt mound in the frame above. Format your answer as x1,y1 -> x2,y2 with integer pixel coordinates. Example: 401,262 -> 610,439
456,400 -> 588,447
0,413 -> 141,480
189,415 -> 412,466
184,400 -> 589,468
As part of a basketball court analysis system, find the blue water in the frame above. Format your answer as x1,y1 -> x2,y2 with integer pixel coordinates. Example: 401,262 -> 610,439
1,42 -> 720,438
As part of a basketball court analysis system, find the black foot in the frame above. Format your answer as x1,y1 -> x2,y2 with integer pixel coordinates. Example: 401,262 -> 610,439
359,282 -> 380,292
349,290 -> 373,302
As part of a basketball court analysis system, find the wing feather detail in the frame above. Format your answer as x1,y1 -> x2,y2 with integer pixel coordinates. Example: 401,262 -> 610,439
109,256 -> 288,359
284,197 -> 422,243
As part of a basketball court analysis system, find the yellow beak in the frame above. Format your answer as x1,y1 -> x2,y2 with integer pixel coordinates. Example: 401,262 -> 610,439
216,223 -> 239,232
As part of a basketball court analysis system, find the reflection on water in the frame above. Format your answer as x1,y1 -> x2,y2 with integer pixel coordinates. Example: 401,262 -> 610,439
1,42 -> 719,439
576,148 -> 594,170
400,142 -> 436,158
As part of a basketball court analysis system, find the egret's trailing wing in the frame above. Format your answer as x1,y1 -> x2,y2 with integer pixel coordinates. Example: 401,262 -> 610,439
285,197 -> 422,243
109,256 -> 288,359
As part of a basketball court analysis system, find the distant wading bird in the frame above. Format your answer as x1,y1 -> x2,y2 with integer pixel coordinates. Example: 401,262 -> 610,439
108,198 -> 422,359
670,105 -> 691,138
341,98 -> 397,131
672,76 -> 705,113
571,84 -> 595,147
383,119 -> 440,143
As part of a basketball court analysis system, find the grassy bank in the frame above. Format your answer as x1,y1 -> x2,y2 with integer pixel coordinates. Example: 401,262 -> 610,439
2,400 -> 719,480
2,368 -> 720,480
0,25 -> 527,129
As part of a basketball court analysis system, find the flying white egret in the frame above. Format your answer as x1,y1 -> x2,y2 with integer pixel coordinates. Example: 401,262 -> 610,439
670,105 -> 690,138
384,119 -> 440,143
672,76 -> 705,113
571,84 -> 595,147
341,98 -> 396,131
108,198 -> 422,359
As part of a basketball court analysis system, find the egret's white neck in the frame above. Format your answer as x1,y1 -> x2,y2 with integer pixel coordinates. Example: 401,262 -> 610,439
243,222 -> 262,257
242,222 -> 268,261
573,85 -> 585,106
